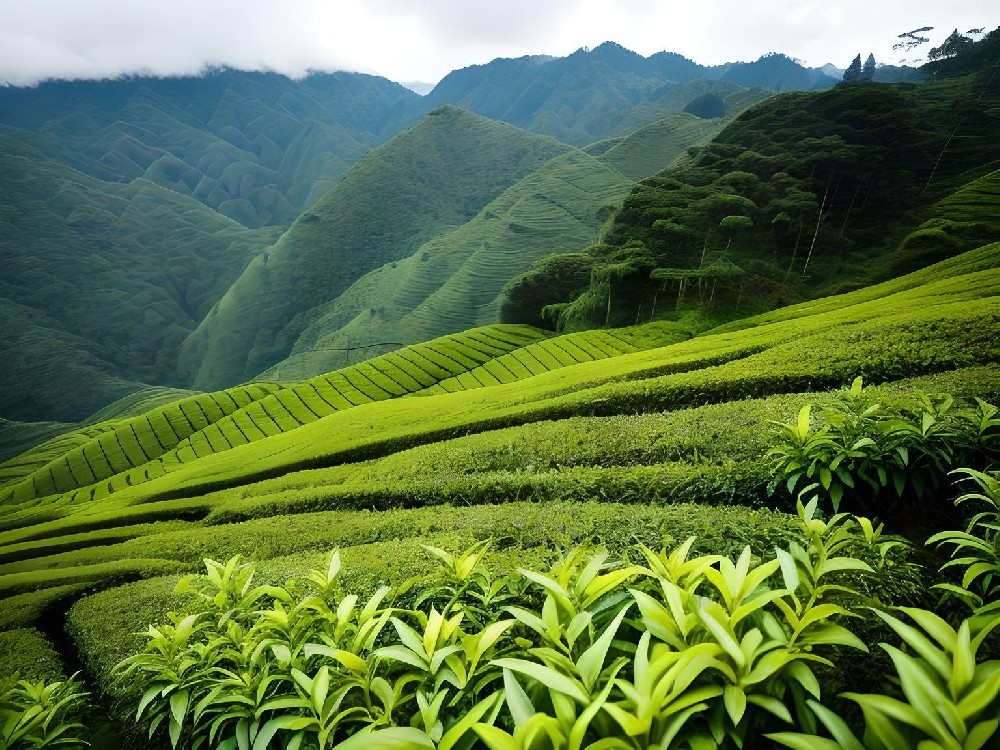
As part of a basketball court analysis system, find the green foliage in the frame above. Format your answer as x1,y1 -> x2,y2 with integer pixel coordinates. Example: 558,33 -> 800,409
929,29 -> 976,61
500,253 -> 596,328
181,107 -> 570,390
923,26 -> 1000,78
768,608 -> 1000,749
0,675 -> 88,749
767,378 -> 1000,513
110,502 -> 953,749
929,469 -> 1000,615
557,68 -> 1000,330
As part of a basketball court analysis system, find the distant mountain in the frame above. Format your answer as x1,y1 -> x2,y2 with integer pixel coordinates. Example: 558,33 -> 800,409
0,42 -> 840,421
179,106 -> 570,389
0,70 -> 421,228
717,53 -> 834,90
0,69 -> 424,421
425,43 -> 837,145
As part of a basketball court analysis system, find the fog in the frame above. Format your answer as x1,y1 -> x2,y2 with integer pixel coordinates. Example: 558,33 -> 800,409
0,0 -> 994,86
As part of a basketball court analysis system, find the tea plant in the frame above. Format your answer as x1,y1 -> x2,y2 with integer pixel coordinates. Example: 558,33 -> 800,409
929,469 -> 1000,616
0,675 -> 88,749
767,607 -> 1000,749
769,466 -> 1000,749
768,379 -> 1000,513
114,486 -> 1000,749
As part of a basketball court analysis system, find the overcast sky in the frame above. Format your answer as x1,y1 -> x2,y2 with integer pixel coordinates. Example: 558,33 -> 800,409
0,0 -> 995,87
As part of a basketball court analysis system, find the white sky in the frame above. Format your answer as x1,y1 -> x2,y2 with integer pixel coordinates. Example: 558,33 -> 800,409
0,0 -> 995,87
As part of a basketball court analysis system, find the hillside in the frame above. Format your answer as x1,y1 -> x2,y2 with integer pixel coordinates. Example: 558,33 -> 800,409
0,70 -> 421,423
259,108 -> 759,380
547,63 -> 1000,330
0,241 -> 996,739
0,129 -> 280,421
0,70 -> 420,228
178,107 -> 571,389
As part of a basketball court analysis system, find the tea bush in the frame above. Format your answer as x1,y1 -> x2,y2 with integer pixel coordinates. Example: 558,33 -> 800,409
110,499 -> 990,750
768,379 -> 1000,516
0,674 -> 88,750
0,628 -> 65,684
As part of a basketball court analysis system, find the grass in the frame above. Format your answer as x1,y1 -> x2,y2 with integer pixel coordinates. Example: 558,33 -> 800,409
414,324 -> 689,395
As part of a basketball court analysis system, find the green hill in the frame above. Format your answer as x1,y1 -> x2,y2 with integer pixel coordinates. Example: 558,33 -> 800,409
551,66 -> 1000,330
0,128 -> 280,421
261,109 -> 755,380
178,107 -> 571,390
0,70 -> 420,228
0,59 -> 775,424
0,70 -> 422,425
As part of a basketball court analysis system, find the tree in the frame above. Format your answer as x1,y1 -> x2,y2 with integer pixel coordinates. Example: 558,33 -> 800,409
862,53 -> 876,80
842,54 -> 862,82
929,29 -> 974,60
499,252 -> 595,328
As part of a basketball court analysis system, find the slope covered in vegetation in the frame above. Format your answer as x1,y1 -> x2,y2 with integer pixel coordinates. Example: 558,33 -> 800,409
179,107 -> 570,390
1,239 -> 996,604
540,60 -> 1000,331
259,108 -> 752,380
0,232 -> 997,747
0,70 -> 420,228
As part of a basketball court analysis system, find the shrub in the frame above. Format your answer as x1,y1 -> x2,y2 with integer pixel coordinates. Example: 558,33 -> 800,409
929,468 -> 1000,616
114,500 -> 911,749
767,379 -> 1000,517
0,675 -> 88,749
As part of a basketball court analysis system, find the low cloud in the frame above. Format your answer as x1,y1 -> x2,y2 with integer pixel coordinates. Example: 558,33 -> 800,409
0,0 -> 994,87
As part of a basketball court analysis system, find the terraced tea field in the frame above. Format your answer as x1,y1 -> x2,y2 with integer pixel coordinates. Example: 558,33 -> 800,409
0,243 -> 997,612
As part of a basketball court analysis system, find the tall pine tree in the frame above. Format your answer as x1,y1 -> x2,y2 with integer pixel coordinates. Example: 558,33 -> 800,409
842,54 -> 862,82
862,53 -> 876,80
